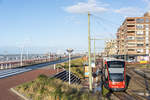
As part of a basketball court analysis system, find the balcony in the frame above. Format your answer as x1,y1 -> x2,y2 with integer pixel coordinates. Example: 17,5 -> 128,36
126,33 -> 135,36
126,21 -> 135,24
127,51 -> 137,55
126,40 -> 136,42
127,27 -> 135,30
127,46 -> 136,48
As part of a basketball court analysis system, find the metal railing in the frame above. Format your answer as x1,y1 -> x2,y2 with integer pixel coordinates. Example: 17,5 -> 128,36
54,70 -> 81,84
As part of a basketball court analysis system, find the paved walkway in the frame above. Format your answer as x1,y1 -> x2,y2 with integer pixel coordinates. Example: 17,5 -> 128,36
0,68 -> 62,100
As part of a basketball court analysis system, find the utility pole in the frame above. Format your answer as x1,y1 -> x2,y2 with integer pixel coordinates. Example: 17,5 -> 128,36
88,12 -> 92,91
94,39 -> 96,64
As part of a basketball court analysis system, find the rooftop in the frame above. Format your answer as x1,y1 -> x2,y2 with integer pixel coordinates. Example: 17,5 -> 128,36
144,11 -> 150,17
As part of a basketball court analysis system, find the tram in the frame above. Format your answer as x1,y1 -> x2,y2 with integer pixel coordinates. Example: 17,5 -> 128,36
102,58 -> 127,91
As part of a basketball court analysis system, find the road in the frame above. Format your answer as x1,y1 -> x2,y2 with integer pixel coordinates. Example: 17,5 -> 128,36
0,56 -> 80,79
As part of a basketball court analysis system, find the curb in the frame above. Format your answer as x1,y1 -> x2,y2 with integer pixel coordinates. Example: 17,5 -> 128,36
10,88 -> 29,100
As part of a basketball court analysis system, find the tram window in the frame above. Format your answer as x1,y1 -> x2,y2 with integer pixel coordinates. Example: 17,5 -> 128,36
107,61 -> 125,68
109,73 -> 124,81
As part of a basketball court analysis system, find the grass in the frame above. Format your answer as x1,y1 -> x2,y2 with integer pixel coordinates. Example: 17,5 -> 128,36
15,74 -> 99,100
56,58 -> 85,79
102,85 -> 109,97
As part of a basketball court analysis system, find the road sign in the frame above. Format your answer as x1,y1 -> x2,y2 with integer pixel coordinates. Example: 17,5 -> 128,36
140,61 -> 147,64
85,72 -> 89,77
85,66 -> 89,77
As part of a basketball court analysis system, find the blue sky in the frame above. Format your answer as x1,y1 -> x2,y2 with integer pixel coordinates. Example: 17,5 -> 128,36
0,0 -> 149,54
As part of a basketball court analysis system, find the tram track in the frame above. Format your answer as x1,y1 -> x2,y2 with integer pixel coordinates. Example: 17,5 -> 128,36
125,67 -> 150,100
127,68 -> 150,89
109,67 -> 149,100
127,69 -> 146,88
113,92 -> 135,100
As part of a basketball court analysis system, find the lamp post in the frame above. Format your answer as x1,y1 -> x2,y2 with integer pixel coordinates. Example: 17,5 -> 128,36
66,48 -> 73,85
20,47 -> 23,67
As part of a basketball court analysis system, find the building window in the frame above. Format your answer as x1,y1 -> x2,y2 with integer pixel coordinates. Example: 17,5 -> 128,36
137,44 -> 144,47
145,24 -> 149,30
137,49 -> 143,53
136,24 -> 144,29
145,18 -> 149,23
128,43 -> 136,46
146,24 -> 149,28
146,37 -> 149,40
127,36 -> 135,40
136,30 -> 144,35
127,19 -> 135,21
127,31 -> 135,33
136,19 -> 144,23
136,37 -> 144,40
128,49 -> 135,51
127,25 -> 135,27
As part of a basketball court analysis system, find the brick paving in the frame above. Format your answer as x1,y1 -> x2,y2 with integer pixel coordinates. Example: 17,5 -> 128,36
0,68 -> 62,100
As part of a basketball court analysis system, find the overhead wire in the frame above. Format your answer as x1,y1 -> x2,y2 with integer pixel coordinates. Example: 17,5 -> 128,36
91,15 -> 116,38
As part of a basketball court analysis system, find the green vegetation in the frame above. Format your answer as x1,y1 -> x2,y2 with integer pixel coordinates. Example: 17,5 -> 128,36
139,64 -> 150,68
15,74 -> 99,100
56,58 -> 85,79
102,85 -> 109,97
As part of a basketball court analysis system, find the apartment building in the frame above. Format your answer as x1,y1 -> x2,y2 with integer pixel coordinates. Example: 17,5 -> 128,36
104,39 -> 117,56
117,12 -> 150,61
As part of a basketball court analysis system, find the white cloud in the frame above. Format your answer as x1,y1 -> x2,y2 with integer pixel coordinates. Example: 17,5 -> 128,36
114,7 -> 143,17
65,0 -> 108,14
143,0 -> 150,10
143,0 -> 150,3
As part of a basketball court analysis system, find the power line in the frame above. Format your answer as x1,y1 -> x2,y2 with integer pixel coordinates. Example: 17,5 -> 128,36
91,15 -> 116,38
92,14 -> 121,26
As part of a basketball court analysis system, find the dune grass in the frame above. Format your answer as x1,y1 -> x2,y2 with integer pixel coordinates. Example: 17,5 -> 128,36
56,58 -> 85,79
15,74 -> 99,100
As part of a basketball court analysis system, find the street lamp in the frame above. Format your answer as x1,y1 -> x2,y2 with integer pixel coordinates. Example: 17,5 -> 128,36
20,47 -> 23,67
66,48 -> 73,85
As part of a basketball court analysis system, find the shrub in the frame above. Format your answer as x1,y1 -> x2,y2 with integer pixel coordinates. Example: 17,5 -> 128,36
15,74 -> 99,100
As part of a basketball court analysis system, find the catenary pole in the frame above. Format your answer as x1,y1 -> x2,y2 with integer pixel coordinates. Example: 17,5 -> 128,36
88,12 -> 92,91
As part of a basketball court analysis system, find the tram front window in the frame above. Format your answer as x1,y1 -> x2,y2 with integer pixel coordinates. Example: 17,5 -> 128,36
109,73 -> 124,82
107,61 -> 125,68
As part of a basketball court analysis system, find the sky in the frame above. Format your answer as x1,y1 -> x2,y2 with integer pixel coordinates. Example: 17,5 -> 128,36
0,0 -> 150,54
